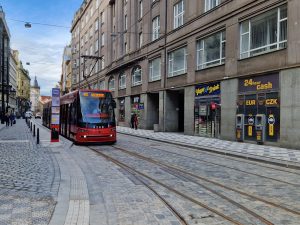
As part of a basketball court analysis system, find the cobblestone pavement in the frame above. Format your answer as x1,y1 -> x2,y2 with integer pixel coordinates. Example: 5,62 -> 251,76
117,126 -> 300,166
0,119 -> 59,225
95,135 -> 300,224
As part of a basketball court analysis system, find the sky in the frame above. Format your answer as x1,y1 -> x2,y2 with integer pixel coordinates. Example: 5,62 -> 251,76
1,0 -> 83,95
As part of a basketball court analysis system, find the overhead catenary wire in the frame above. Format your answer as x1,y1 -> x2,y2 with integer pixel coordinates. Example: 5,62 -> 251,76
8,18 -> 71,29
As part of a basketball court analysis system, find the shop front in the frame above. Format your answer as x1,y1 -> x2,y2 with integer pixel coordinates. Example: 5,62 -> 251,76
237,73 -> 280,143
194,82 -> 221,138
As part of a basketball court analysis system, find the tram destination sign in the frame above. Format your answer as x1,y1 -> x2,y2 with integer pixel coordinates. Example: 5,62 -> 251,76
238,74 -> 279,93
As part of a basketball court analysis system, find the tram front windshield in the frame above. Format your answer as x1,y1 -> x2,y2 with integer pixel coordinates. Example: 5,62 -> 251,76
79,92 -> 115,128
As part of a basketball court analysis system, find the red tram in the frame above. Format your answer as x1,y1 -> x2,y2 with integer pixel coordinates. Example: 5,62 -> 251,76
43,89 -> 117,144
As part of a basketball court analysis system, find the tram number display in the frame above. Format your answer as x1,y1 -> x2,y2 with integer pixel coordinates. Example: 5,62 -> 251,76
82,92 -> 105,98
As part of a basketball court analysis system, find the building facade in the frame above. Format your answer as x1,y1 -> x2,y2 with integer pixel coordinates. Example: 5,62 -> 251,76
60,45 -> 72,94
30,76 -> 40,114
70,0 -> 300,149
8,50 -> 17,111
15,54 -> 31,116
0,6 -> 11,118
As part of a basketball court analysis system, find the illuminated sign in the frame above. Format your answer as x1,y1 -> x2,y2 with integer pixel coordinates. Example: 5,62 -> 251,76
245,100 -> 256,106
265,98 -> 279,106
238,74 -> 279,93
82,92 -> 105,98
195,82 -> 220,97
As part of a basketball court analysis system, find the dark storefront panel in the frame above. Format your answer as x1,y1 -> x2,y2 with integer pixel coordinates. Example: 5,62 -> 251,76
195,82 -> 221,138
237,74 -> 280,142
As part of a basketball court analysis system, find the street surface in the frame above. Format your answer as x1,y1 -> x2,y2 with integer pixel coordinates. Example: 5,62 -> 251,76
0,119 -> 300,224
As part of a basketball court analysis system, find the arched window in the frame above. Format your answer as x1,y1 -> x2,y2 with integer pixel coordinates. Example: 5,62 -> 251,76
108,76 -> 115,91
132,65 -> 142,86
119,72 -> 126,89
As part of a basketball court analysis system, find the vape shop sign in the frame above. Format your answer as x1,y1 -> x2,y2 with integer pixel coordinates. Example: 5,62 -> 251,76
51,88 -> 60,142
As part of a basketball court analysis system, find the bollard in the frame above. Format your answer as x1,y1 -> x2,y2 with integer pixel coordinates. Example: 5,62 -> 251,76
30,122 -> 32,132
33,124 -> 36,137
37,128 -> 40,144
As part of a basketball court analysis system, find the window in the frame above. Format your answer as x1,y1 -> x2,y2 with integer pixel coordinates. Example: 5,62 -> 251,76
99,80 -> 105,89
125,42 -> 128,54
149,58 -> 161,82
174,0 -> 184,29
90,45 -> 93,55
240,5 -> 287,59
139,32 -> 143,48
101,57 -> 105,69
95,19 -> 99,31
125,15 -> 128,30
139,0 -> 143,19
108,76 -> 115,91
132,66 -> 142,86
100,12 -> 104,24
205,0 -> 220,12
95,39 -> 99,52
89,26 -> 93,38
119,72 -> 126,89
152,16 -> 160,41
197,30 -> 226,70
168,47 -> 187,77
101,33 -> 105,46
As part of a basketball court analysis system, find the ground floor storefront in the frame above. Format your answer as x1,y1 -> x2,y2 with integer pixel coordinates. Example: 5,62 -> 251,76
115,68 -> 300,149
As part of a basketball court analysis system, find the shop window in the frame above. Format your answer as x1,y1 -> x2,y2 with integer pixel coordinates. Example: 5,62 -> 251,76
168,47 -> 187,77
197,30 -> 226,70
132,66 -> 142,86
119,72 -> 126,89
149,57 -> 161,82
108,76 -> 115,91
119,98 -> 125,122
240,5 -> 287,59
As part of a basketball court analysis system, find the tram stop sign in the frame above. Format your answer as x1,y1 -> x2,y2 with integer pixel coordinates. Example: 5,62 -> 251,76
51,88 -> 60,142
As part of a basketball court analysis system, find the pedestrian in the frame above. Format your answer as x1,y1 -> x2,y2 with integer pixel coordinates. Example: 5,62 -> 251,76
9,113 -> 15,126
5,111 -> 10,127
130,113 -> 135,129
133,113 -> 138,130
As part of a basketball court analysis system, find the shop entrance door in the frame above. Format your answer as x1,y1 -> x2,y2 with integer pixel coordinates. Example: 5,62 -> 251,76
194,97 -> 221,138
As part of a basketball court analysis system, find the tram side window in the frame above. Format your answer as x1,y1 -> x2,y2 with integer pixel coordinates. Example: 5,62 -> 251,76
70,103 -> 77,125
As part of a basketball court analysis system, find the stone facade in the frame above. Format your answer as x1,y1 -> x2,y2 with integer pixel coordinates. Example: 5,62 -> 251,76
70,0 -> 300,149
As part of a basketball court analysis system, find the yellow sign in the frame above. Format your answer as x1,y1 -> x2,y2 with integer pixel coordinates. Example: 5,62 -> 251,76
257,131 -> 262,141
248,126 -> 253,136
83,93 -> 89,97
91,93 -> 105,98
245,100 -> 256,106
269,124 -> 274,136
237,130 -> 241,139
265,99 -> 278,106
244,79 -> 273,91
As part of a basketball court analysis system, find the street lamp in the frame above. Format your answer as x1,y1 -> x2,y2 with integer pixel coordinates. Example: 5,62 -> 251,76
25,22 -> 31,28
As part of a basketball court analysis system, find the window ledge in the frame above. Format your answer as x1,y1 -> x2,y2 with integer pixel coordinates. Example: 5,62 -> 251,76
238,48 -> 287,62
167,72 -> 187,78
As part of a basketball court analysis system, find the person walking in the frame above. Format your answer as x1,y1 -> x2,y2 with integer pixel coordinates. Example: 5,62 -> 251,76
5,111 -> 10,127
130,113 -> 135,129
9,112 -> 15,126
133,113 -> 138,130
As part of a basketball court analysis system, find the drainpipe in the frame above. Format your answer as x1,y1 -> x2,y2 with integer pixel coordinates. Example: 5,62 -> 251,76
163,0 -> 167,132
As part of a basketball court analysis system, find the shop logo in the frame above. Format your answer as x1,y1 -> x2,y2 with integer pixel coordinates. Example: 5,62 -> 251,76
195,83 -> 220,96
243,79 -> 273,91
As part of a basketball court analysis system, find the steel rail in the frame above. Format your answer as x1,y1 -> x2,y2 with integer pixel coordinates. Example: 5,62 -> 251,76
88,147 -> 244,225
112,145 -> 300,217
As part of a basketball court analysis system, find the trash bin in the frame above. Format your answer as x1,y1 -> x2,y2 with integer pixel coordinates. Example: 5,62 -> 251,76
153,124 -> 159,132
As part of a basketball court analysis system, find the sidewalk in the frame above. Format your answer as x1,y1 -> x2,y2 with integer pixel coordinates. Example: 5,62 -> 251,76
117,126 -> 300,169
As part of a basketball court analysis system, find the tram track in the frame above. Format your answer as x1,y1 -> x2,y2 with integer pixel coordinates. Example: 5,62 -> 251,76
110,145 -> 300,216
118,133 -> 300,178
88,146 -> 285,225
